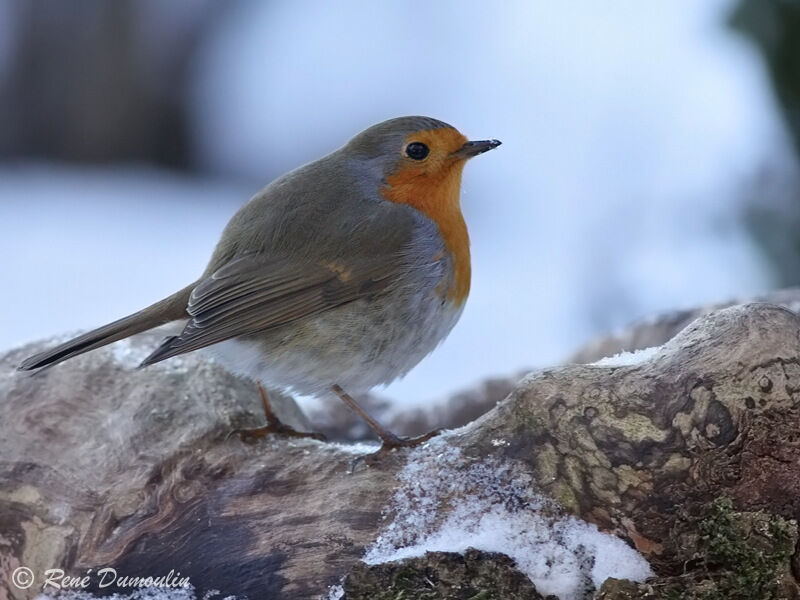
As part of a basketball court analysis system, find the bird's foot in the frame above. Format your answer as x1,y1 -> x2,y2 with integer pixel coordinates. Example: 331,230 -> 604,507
377,428 -> 442,451
230,423 -> 327,443
355,428 -> 442,467
330,384 -> 443,467
229,383 -> 327,443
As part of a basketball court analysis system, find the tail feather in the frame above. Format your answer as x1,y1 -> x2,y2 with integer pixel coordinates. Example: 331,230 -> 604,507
138,335 -> 182,368
18,283 -> 196,371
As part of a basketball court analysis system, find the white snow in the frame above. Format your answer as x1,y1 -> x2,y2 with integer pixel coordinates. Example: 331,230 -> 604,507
327,441 -> 381,455
591,346 -> 662,367
323,584 -> 344,600
35,585 -> 237,600
365,439 -> 651,600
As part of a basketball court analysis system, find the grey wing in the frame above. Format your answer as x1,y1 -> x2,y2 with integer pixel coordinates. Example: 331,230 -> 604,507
139,253 -> 397,366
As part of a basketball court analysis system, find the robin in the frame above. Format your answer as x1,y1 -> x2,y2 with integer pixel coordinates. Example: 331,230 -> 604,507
19,116 -> 501,453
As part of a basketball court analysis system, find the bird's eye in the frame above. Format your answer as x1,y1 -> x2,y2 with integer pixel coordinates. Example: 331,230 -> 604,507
405,142 -> 429,160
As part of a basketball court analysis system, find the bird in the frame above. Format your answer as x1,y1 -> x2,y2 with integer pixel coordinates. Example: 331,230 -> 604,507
19,116 -> 501,454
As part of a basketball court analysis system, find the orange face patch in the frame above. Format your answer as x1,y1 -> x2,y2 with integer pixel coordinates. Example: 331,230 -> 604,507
381,128 -> 471,305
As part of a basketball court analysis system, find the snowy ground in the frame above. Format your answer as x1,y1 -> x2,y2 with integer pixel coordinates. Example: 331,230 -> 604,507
363,439 -> 651,599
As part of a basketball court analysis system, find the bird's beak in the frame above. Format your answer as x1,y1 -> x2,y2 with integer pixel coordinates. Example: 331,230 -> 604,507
453,139 -> 502,159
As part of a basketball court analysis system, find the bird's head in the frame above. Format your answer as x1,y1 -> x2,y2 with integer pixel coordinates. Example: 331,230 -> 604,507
345,116 -> 500,192
344,116 -> 500,304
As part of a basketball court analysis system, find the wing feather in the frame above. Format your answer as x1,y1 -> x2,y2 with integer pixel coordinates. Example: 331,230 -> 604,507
139,254 -> 395,366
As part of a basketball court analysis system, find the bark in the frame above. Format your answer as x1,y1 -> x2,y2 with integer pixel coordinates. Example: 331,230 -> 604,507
2,302 -> 800,598
569,287 -> 800,363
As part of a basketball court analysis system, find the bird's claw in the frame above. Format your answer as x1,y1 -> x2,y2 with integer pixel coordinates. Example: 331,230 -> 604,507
347,428 -> 443,469
377,428 -> 442,450
229,424 -> 327,444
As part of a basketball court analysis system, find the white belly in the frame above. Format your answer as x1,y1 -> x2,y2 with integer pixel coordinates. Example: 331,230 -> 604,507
205,292 -> 464,399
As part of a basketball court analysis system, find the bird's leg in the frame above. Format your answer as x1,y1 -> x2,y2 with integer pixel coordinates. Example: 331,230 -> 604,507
232,384 -> 326,443
331,384 -> 440,454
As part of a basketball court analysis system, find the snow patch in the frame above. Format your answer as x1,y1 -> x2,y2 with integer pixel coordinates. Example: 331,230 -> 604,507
323,584 -> 344,600
36,584 -> 237,600
365,439 -> 651,600
591,345 -> 662,367
328,441 -> 381,455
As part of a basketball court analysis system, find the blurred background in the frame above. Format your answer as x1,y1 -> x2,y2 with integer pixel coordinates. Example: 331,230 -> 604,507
2,0 -> 800,405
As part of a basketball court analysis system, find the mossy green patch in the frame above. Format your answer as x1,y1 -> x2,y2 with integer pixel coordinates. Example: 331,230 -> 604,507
691,497 -> 794,600
597,497 -> 797,600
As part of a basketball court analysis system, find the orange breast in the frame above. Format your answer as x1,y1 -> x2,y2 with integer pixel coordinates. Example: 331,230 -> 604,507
381,129 -> 471,305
